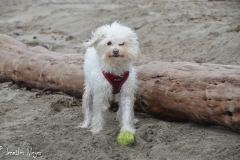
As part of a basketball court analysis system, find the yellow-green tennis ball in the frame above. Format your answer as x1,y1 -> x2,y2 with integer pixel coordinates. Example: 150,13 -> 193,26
117,131 -> 134,146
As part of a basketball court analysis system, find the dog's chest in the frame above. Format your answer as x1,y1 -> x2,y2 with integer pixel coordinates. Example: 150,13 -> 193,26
102,71 -> 129,94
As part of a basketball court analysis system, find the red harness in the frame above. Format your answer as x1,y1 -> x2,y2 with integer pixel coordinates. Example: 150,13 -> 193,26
102,71 -> 129,94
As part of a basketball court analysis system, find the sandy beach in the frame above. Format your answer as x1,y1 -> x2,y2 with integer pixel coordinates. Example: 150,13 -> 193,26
0,0 -> 240,159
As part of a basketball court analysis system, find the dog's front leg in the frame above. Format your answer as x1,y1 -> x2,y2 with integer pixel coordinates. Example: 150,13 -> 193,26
119,95 -> 136,134
78,87 -> 92,129
91,95 -> 109,134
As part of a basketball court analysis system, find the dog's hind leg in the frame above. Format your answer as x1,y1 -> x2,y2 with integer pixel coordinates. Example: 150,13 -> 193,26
116,106 -> 122,123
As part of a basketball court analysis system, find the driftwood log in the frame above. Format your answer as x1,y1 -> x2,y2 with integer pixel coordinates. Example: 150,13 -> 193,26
0,34 -> 240,132
0,34 -> 85,97
136,62 -> 240,131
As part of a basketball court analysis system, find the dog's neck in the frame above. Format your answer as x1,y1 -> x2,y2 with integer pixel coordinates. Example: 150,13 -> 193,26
100,59 -> 132,75
101,63 -> 131,75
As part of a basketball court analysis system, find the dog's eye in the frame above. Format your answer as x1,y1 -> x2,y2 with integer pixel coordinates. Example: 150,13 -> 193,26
119,42 -> 124,46
107,42 -> 112,46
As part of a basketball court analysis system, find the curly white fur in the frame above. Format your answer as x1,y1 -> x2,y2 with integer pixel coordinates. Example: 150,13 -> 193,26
78,22 -> 140,134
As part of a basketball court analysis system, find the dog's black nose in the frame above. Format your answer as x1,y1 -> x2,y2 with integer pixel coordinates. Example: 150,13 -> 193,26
113,49 -> 119,55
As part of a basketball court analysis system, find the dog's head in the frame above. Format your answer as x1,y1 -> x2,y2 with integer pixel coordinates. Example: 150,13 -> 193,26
84,22 -> 140,66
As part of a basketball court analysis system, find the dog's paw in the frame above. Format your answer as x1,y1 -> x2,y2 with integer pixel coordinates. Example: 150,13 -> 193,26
120,126 -> 136,135
91,127 -> 102,134
134,118 -> 139,124
76,121 -> 90,129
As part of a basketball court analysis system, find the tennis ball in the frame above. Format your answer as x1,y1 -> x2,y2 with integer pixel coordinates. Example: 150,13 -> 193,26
117,131 -> 135,146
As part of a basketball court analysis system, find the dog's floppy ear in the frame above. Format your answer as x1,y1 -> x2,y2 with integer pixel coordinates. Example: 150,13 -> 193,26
83,34 -> 101,48
84,26 -> 106,48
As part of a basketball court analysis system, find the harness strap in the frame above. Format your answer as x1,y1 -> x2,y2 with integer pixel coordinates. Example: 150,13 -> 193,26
102,71 -> 129,94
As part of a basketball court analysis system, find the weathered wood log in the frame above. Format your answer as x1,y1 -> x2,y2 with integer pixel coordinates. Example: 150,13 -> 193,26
0,34 -> 240,132
0,34 -> 85,97
135,62 -> 240,131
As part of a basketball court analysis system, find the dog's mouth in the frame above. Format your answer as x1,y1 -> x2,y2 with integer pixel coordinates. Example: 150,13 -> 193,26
110,55 -> 123,58
113,55 -> 120,58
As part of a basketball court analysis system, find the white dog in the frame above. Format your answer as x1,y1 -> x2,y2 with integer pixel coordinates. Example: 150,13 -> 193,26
78,22 -> 140,134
